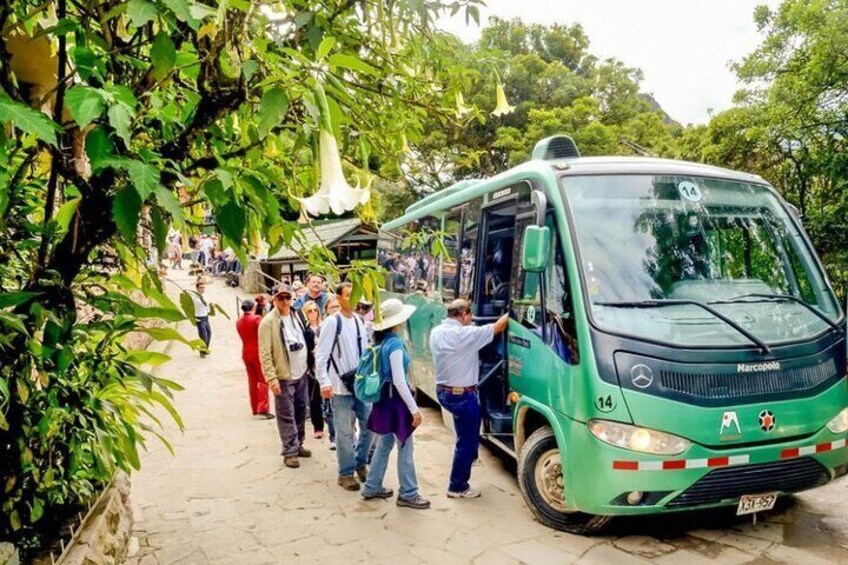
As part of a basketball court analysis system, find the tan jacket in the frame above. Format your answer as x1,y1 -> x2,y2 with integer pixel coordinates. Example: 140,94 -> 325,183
258,309 -> 292,385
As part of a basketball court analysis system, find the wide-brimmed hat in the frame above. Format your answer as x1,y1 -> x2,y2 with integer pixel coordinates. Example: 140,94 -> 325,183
372,298 -> 416,331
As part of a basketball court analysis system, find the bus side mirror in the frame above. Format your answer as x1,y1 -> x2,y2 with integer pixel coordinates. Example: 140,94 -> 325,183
522,226 -> 551,272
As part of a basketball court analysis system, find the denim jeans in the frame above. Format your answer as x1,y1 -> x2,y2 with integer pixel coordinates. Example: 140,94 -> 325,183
331,394 -> 372,477
363,433 -> 418,499
196,317 -> 211,349
322,399 -> 335,442
437,389 -> 480,493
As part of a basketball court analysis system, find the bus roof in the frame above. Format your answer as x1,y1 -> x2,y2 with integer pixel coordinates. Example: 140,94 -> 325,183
386,154 -> 767,231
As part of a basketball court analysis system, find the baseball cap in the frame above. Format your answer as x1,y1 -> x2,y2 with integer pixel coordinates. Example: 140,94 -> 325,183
272,284 -> 294,298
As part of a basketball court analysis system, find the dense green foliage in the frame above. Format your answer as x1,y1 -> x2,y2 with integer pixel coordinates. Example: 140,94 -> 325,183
674,0 -> 848,298
0,0 -> 479,549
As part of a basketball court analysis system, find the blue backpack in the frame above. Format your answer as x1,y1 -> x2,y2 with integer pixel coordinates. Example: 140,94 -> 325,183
354,336 -> 400,403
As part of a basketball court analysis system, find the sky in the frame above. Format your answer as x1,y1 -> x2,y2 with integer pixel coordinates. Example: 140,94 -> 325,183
437,0 -> 782,125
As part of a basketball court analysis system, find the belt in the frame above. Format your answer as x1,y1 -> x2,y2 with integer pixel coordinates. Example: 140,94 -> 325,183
437,384 -> 477,395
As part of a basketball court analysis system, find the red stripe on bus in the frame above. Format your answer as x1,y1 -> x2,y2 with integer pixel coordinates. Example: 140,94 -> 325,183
816,443 -> 832,453
707,456 -> 729,467
613,461 -> 639,471
663,460 -> 687,470
781,448 -> 800,459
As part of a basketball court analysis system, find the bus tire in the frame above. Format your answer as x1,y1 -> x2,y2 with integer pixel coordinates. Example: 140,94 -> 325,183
517,426 -> 611,535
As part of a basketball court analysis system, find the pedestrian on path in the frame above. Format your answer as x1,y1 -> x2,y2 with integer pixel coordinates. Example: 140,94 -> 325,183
191,278 -> 212,357
315,282 -> 371,491
362,299 -> 430,509
302,301 -> 331,441
429,299 -> 508,498
236,299 -> 272,419
259,284 -> 314,468
293,273 -> 329,315
325,296 -> 340,316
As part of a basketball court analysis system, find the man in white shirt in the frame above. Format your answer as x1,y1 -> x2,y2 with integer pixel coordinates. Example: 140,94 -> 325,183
429,299 -> 508,498
315,282 -> 371,491
191,279 -> 212,357
259,284 -> 313,469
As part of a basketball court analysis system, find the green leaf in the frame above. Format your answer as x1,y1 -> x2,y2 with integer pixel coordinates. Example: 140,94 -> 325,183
126,350 -> 172,366
107,85 -> 138,110
151,207 -> 168,254
151,32 -> 177,81
126,160 -> 160,200
142,326 -> 203,348
30,499 -> 44,523
202,178 -> 226,205
112,185 -> 142,241
215,167 -> 234,190
85,127 -> 114,163
189,1 -> 216,21
0,312 -> 27,335
154,185 -> 184,221
55,197 -> 80,233
161,0 -> 193,23
108,104 -> 133,146
65,86 -> 105,128
180,290 -> 196,322
0,93 -> 60,146
328,53 -> 378,75
0,291 -> 40,308
316,36 -> 336,60
216,200 -> 246,245
257,87 -> 289,138
127,0 -> 159,27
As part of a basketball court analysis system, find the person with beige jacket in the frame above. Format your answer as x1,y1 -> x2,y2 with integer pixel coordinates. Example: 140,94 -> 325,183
259,284 -> 314,468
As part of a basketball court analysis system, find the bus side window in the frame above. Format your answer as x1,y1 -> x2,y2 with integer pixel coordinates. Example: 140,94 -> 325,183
441,210 -> 462,303
546,230 -> 579,364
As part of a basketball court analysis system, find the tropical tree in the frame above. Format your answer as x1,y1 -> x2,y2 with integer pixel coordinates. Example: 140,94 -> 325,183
0,0 -> 480,550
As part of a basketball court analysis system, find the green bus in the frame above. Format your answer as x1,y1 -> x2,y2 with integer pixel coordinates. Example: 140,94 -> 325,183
379,135 -> 848,533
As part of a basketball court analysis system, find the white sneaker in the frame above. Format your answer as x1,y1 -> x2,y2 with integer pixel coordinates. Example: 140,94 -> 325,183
329,441 -> 337,451
447,487 -> 481,499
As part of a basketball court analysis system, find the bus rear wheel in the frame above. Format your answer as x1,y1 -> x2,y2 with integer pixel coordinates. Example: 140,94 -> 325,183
517,426 -> 611,535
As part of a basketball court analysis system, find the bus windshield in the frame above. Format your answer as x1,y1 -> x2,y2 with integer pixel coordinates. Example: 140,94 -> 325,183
563,174 -> 840,347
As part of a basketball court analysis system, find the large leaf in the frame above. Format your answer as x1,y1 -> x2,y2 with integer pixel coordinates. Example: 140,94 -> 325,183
151,32 -> 177,81
0,94 -> 59,146
328,53 -> 378,75
65,86 -> 105,128
258,88 -> 289,138
0,291 -> 41,309
127,0 -> 159,27
126,160 -> 160,200
151,207 -> 168,255
112,185 -> 142,241
108,104 -> 133,146
216,200 -> 246,245
126,350 -> 172,366
55,197 -> 80,233
85,126 -> 114,163
180,290 -> 196,323
154,185 -> 184,221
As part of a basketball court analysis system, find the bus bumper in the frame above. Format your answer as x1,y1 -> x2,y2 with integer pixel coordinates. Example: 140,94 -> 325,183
562,419 -> 848,516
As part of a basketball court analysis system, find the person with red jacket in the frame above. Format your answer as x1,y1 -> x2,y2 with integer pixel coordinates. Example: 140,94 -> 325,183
236,299 -> 272,418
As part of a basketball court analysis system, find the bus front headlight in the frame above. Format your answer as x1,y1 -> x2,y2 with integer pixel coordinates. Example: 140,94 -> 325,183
826,408 -> 848,434
589,420 -> 691,455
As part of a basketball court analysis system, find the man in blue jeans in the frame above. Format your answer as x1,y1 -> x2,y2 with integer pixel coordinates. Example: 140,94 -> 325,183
315,283 -> 371,491
429,299 -> 508,498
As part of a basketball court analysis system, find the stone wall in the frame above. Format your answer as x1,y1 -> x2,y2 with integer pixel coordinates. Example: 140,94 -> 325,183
32,473 -> 133,565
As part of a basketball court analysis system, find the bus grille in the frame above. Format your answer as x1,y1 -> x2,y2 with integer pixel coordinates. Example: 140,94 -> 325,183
666,458 -> 830,508
660,358 -> 836,400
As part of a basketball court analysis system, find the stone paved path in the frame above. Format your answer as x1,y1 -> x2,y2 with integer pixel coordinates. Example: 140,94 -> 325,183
127,271 -> 848,564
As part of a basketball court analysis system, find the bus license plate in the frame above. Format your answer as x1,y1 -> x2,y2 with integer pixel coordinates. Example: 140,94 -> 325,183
736,493 -> 778,516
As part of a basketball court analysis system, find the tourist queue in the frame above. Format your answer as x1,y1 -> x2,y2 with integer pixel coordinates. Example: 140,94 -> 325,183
196,273 -> 508,510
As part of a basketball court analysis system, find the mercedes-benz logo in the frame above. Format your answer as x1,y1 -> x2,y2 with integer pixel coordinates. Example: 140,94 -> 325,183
630,364 -> 654,389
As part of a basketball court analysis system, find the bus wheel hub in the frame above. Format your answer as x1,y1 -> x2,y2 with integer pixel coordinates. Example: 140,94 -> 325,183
535,449 -> 567,512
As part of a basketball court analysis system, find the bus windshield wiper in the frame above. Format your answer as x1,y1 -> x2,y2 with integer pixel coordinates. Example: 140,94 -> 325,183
711,293 -> 842,332
595,299 -> 771,354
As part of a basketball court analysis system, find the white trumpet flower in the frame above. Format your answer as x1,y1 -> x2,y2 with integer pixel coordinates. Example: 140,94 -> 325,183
491,82 -> 515,117
456,92 -> 472,117
297,84 -> 370,217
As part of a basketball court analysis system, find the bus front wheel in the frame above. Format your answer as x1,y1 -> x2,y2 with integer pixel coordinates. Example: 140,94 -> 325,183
517,426 -> 611,535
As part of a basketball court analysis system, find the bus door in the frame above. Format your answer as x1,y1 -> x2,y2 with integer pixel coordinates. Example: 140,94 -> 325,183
473,191 -> 535,449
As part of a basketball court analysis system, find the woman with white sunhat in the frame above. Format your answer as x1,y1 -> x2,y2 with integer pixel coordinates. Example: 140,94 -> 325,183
361,298 -> 430,509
